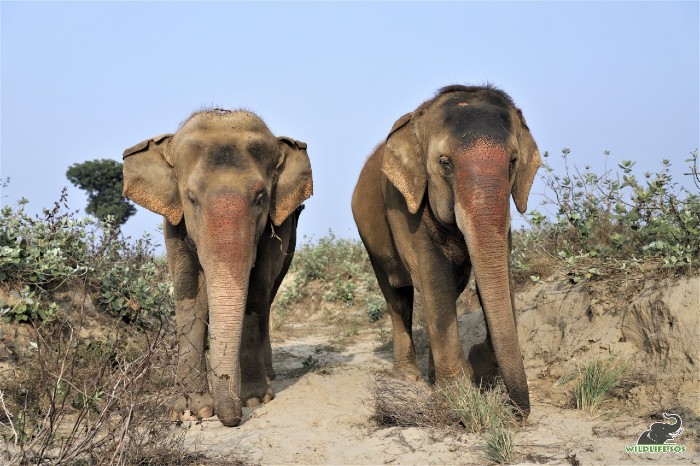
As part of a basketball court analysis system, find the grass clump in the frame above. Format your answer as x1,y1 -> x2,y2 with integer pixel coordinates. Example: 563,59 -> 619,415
442,375 -> 518,464
441,375 -> 518,432
572,357 -> 627,414
486,426 -> 515,464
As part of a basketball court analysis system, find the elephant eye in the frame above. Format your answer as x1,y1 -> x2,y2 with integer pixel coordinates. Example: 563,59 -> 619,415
253,191 -> 264,212
439,156 -> 453,175
187,191 -> 198,206
509,154 -> 518,175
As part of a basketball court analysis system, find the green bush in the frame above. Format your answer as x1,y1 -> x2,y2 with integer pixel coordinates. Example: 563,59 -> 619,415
365,295 -> 386,322
0,189 -> 172,323
285,231 -> 379,307
514,150 -> 699,280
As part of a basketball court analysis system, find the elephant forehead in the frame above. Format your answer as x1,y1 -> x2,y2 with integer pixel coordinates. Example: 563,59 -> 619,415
437,99 -> 513,144
176,133 -> 277,169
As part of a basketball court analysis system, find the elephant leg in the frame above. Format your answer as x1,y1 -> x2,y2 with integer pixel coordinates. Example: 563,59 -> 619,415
372,265 -> 420,380
240,285 -> 274,407
418,260 -> 470,386
263,324 -> 275,382
166,221 -> 214,420
427,343 -> 435,384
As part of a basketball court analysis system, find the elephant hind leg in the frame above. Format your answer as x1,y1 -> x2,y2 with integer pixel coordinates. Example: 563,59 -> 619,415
373,269 -> 420,380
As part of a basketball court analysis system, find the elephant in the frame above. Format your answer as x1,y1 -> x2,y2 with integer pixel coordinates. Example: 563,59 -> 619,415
122,109 -> 313,426
351,84 -> 540,417
637,413 -> 684,445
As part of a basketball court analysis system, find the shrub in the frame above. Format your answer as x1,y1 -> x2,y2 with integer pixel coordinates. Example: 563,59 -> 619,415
0,307 -> 187,465
0,189 -> 172,324
514,150 -> 700,281
365,295 -> 386,323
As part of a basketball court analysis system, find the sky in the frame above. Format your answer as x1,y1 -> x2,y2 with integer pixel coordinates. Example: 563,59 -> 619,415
2,1 -> 698,251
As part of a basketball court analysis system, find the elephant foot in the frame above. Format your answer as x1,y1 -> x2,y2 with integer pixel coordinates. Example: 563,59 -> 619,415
170,392 -> 214,421
392,363 -> 423,383
242,382 -> 274,408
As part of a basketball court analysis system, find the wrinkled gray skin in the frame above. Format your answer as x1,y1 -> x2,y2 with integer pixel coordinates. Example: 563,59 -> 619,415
122,110 -> 313,426
352,85 -> 540,417
637,413 -> 684,445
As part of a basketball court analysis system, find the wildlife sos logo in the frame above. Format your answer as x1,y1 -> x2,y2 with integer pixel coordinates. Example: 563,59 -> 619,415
625,412 -> 687,454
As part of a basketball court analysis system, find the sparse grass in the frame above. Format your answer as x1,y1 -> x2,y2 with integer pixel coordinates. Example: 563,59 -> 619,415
441,375 -> 518,432
572,357 -> 628,414
486,426 -> 515,464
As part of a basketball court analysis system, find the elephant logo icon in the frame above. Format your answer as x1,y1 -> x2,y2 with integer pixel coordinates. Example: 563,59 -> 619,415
636,412 -> 684,445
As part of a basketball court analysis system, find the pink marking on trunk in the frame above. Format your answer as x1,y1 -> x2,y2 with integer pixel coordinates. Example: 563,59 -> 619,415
453,138 -> 511,238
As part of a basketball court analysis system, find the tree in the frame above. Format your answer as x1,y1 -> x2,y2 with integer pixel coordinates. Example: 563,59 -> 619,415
66,159 -> 136,228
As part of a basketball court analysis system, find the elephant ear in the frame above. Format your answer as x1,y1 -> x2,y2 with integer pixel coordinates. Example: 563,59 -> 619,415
512,111 -> 542,214
270,136 -> 313,226
381,112 -> 426,214
122,134 -> 183,225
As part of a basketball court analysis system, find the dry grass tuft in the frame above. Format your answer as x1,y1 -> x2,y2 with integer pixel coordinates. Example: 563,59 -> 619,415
370,373 -> 452,428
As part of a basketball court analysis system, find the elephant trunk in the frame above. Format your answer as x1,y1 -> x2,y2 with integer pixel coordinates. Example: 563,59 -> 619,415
205,270 -> 248,426
454,139 -> 530,417
200,192 -> 257,427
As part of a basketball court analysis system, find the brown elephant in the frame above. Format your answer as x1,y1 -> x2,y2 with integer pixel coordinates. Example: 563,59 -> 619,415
122,109 -> 313,426
351,85 -> 540,417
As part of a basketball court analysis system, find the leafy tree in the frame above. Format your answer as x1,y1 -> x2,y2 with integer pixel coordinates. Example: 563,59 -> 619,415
66,159 -> 136,228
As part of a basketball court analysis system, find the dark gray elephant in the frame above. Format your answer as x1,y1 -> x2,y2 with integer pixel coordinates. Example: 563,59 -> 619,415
122,109 -> 313,426
637,413 -> 684,445
352,85 -> 540,417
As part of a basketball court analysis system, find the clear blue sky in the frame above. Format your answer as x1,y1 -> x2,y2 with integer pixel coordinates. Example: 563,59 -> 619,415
2,2 -> 698,249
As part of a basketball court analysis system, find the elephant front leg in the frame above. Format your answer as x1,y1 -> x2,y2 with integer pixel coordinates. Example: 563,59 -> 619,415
166,221 -> 215,421
172,287 -> 215,420
240,311 -> 274,406
419,265 -> 471,386
240,284 -> 275,407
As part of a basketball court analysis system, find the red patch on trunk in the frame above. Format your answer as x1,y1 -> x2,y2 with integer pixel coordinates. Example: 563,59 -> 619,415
454,138 -> 510,236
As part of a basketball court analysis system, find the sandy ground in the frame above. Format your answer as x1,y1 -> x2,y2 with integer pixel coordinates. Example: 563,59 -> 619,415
181,298 -> 699,465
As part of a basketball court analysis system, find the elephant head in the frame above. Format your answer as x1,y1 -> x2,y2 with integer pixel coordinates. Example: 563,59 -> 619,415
122,109 -> 312,426
381,85 -> 540,415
